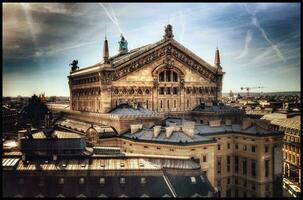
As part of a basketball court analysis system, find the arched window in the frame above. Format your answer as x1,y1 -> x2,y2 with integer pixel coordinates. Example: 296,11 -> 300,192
166,71 -> 171,82
159,71 -> 165,82
159,70 -> 178,82
173,72 -> 178,82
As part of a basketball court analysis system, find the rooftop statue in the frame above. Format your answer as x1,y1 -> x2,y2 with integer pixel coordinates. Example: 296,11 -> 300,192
70,60 -> 79,72
118,34 -> 128,53
163,24 -> 174,40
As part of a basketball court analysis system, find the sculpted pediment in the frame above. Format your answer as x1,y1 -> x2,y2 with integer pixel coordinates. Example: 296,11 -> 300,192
111,39 -> 223,83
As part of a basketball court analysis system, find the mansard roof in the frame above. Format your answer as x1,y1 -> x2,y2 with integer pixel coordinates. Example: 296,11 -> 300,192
122,127 -> 215,145
109,104 -> 160,116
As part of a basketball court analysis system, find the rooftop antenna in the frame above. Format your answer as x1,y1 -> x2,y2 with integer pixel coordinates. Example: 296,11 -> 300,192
167,15 -> 169,24
105,24 -> 107,39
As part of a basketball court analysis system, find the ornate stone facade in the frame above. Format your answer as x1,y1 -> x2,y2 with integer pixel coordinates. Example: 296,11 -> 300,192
68,25 -> 224,114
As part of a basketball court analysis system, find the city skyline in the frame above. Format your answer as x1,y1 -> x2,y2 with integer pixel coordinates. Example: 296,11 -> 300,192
3,3 -> 301,96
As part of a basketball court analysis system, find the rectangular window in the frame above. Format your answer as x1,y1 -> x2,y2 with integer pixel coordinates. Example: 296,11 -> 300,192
235,143 -> 238,149
227,156 -> 231,172
243,191 -> 247,197
252,184 -> 256,191
252,145 -> 256,152
265,160 -> 270,177
235,156 -> 239,173
203,155 -> 207,162
217,160 -> 221,174
251,159 -> 257,177
243,160 -> 247,175
226,190 -> 231,197
265,145 -> 269,153
227,143 -> 230,149
166,87 -> 171,95
235,178 -> 238,185
160,87 -> 165,95
227,178 -> 230,184
173,87 -> 178,95
218,144 -> 221,150
235,189 -> 239,197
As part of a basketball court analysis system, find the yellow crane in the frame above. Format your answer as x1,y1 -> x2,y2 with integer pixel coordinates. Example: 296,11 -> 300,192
240,86 -> 264,97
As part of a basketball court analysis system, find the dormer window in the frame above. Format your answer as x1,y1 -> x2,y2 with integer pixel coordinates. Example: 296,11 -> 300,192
190,177 -> 196,184
59,178 -> 64,184
120,177 -> 126,184
100,178 -> 105,184
140,177 -> 146,184
79,178 -> 85,184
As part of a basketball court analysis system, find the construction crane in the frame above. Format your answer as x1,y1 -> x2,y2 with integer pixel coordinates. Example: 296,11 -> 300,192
240,86 -> 264,97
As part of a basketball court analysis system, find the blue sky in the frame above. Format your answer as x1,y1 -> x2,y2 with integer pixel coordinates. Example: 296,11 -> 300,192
3,3 -> 301,96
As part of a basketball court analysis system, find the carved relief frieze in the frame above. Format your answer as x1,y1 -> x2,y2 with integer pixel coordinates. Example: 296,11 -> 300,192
100,71 -> 112,84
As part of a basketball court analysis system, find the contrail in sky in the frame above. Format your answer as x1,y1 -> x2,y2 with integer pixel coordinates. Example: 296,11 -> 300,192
99,3 -> 124,37
244,4 -> 285,62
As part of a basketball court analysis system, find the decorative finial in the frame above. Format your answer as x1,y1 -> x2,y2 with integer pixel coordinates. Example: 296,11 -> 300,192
214,47 -> 222,69
103,35 -> 109,64
163,24 -> 174,40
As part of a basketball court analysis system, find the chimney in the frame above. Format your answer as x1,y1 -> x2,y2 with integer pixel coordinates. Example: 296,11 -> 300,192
103,36 -> 110,64
182,121 -> 195,138
130,124 -> 143,134
242,119 -> 253,130
153,126 -> 161,137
